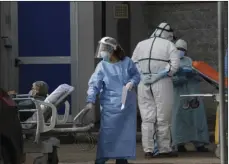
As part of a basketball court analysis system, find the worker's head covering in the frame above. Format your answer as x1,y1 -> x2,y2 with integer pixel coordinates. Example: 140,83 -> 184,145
175,39 -> 188,52
175,39 -> 188,58
95,36 -> 125,61
151,22 -> 174,41
31,81 -> 49,97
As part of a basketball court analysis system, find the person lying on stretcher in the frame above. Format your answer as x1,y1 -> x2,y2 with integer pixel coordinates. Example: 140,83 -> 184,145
7,81 -> 49,122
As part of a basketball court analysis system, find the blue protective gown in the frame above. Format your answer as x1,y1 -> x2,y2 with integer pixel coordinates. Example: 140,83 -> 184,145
225,49 -> 228,77
171,56 -> 209,147
87,56 -> 140,160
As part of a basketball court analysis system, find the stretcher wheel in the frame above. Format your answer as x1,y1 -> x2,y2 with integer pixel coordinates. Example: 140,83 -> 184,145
215,145 -> 220,158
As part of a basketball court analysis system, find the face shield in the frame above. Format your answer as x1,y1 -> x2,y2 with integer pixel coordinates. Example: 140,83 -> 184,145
95,37 -> 118,60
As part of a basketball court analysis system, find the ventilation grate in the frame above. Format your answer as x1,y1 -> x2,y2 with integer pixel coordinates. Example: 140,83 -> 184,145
113,4 -> 128,19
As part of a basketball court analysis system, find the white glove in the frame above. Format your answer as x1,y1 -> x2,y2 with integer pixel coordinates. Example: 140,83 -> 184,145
125,82 -> 134,91
82,103 -> 95,124
85,102 -> 95,110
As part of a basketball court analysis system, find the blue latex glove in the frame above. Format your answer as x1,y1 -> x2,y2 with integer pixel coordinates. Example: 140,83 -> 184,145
179,66 -> 192,73
158,69 -> 169,76
182,67 -> 192,73
141,69 -> 169,85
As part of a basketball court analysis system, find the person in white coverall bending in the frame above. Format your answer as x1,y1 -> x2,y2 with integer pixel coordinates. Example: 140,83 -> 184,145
132,22 -> 180,158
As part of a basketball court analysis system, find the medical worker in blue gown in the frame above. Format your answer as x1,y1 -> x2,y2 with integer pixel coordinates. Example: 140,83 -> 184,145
171,39 -> 209,152
85,36 -> 140,164
225,49 -> 228,77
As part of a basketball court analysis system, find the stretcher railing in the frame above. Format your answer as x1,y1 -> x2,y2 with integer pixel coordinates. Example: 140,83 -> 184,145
180,61 -> 228,159
11,84 -> 95,163
180,93 -> 228,158
13,96 -> 94,143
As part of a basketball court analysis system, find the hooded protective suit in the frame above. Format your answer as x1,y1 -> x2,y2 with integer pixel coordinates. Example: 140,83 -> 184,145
132,22 -> 180,154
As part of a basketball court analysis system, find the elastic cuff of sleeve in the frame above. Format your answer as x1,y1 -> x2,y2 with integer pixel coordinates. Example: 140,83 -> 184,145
86,98 -> 95,104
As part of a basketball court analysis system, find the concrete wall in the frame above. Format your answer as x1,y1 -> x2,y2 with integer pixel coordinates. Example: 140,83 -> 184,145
141,2 -> 228,68
0,2 -> 14,90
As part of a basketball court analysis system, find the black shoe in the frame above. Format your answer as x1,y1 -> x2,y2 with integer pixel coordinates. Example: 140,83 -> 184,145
144,152 -> 154,159
116,159 -> 128,164
196,146 -> 209,152
178,145 -> 187,152
153,152 -> 178,158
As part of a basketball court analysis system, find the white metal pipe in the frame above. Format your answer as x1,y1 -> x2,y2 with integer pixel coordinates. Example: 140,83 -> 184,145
217,1 -> 227,163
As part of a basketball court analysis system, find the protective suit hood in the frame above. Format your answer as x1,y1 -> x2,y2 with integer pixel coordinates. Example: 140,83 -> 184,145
151,22 -> 174,41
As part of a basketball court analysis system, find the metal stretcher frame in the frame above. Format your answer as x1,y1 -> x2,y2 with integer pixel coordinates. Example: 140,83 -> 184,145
12,86 -> 94,163
180,57 -> 228,161
192,67 -> 220,89
13,88 -> 94,139
180,93 -> 227,158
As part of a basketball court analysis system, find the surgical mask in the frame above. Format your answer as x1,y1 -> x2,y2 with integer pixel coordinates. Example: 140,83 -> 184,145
100,51 -> 111,62
179,50 -> 185,58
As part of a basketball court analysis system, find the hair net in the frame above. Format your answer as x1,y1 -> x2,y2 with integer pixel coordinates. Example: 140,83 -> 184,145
32,81 -> 49,97
175,39 -> 188,51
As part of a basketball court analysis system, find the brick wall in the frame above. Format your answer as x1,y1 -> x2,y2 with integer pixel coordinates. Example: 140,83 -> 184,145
140,1 -> 228,131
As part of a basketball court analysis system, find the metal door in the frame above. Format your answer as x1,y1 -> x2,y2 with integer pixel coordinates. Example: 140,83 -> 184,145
15,1 -> 71,115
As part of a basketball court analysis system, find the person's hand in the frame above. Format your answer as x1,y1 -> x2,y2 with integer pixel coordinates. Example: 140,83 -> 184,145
85,102 -> 95,110
125,82 -> 134,91
82,102 -> 95,124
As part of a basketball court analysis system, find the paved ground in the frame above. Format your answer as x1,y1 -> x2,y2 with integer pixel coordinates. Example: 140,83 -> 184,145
58,143 -> 220,164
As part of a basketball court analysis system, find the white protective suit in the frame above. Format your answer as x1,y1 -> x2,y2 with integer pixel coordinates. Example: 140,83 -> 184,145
132,22 -> 180,153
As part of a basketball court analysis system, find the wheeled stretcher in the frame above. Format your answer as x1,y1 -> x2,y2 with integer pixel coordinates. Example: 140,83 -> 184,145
1,84 -> 94,164
180,61 -> 228,158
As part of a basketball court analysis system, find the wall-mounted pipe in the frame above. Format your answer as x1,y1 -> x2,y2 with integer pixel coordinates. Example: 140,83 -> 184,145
217,1 -> 227,164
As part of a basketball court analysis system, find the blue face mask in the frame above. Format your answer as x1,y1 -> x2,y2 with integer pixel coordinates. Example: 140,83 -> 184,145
100,51 -> 111,62
179,50 -> 185,58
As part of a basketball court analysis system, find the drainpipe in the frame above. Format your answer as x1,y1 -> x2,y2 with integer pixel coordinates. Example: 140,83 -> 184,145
217,1 -> 227,163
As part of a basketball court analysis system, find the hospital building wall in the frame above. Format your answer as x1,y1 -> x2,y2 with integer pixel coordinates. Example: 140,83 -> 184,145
102,1 -> 228,132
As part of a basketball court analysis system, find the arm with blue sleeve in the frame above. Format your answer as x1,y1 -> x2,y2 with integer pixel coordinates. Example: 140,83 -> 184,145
128,59 -> 141,87
86,63 -> 104,104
